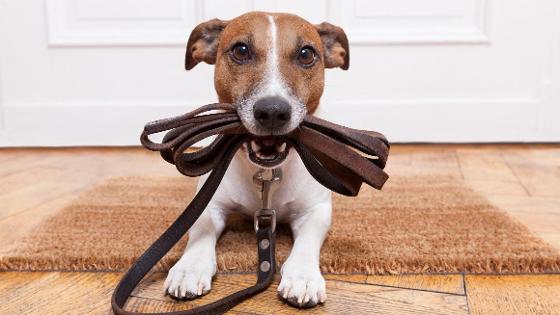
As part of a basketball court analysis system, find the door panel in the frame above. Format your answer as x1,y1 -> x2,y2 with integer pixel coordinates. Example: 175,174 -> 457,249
0,0 -> 558,145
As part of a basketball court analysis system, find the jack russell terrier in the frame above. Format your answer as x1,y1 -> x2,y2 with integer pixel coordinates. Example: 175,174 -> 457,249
164,11 -> 349,308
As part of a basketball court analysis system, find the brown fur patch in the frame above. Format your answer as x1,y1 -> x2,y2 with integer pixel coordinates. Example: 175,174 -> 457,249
213,13 -> 270,104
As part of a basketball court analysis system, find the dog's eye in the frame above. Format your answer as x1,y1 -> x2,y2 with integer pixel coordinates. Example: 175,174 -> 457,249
230,43 -> 251,64
297,46 -> 317,67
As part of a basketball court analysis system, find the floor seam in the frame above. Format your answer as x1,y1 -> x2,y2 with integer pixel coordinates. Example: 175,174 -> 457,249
356,281 -> 466,297
454,150 -> 466,180
463,273 -> 473,315
500,151 -> 532,197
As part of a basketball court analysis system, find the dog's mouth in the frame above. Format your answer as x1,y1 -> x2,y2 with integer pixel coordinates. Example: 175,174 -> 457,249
246,136 -> 291,168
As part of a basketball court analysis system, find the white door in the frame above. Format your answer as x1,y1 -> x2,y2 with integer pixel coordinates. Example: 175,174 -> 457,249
0,0 -> 559,146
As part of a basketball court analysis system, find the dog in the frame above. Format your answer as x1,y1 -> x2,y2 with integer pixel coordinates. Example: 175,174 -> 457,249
164,11 -> 349,308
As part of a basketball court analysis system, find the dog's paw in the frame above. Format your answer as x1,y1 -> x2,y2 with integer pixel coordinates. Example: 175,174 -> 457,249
164,257 -> 215,300
277,260 -> 327,308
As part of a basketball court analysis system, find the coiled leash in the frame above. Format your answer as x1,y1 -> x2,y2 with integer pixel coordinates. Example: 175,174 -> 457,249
111,103 -> 390,314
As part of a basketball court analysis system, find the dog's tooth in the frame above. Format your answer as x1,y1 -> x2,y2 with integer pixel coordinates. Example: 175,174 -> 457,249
251,140 -> 260,152
261,153 -> 277,161
256,152 -> 270,160
277,143 -> 286,152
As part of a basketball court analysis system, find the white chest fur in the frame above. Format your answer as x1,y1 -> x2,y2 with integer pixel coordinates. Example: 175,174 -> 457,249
198,149 -> 331,223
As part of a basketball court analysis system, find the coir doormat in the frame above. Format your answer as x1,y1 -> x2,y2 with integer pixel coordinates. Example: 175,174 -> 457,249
1,176 -> 559,274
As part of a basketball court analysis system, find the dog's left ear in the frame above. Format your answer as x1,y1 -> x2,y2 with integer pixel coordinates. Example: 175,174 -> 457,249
315,22 -> 350,70
185,18 -> 229,70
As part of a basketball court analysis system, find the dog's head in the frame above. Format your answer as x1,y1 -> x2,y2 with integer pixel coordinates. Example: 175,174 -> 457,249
185,12 -> 349,167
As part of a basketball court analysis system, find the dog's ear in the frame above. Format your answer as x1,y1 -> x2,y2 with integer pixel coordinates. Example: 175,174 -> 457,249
185,18 -> 229,70
314,22 -> 350,70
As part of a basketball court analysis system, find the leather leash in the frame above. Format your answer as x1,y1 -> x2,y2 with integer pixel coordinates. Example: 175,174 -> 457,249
111,103 -> 389,314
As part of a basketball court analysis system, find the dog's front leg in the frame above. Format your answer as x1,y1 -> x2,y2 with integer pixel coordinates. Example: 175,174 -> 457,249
278,201 -> 332,308
164,204 -> 227,299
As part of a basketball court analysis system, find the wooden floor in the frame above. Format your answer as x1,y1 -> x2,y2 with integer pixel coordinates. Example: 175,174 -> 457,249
0,145 -> 559,314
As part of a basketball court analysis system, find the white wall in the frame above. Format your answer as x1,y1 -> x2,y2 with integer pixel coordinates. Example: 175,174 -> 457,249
0,0 -> 559,146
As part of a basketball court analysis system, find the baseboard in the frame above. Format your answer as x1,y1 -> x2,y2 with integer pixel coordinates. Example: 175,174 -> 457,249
0,103 -> 198,147
0,99 -> 554,147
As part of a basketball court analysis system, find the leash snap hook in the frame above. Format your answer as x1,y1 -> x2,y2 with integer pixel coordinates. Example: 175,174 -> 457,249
253,168 -> 281,232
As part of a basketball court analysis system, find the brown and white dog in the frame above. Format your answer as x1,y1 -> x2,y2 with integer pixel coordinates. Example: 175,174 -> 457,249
164,12 -> 349,308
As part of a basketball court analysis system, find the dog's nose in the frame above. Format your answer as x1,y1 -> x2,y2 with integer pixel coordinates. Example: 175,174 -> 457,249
253,96 -> 291,129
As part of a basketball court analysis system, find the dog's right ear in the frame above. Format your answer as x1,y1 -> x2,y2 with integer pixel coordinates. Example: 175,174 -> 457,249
314,22 -> 350,70
185,19 -> 229,70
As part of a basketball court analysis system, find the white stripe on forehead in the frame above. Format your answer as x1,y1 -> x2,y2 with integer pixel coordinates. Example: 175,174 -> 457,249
267,15 -> 278,71
263,15 -> 287,97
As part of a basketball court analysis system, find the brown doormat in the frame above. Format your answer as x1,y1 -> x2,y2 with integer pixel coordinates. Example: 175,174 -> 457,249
1,176 -> 559,274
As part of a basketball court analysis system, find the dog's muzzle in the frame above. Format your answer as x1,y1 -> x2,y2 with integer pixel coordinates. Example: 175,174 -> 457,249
242,96 -> 294,167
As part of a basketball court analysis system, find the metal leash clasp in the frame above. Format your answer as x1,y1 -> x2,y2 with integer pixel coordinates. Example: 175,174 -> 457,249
253,168 -> 282,232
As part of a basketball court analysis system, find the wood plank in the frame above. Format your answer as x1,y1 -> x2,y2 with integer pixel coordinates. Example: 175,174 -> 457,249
485,195 -> 560,215
0,154 -> 62,177
502,150 -> 560,197
0,166 -> 72,194
465,275 -> 560,315
0,272 -> 120,315
125,297 -> 249,314
412,150 -> 460,169
130,272 -> 468,314
0,151 -> 27,163
527,148 -> 560,165
131,273 -> 368,301
130,273 -> 261,313
456,149 -> 518,182
0,179 -> 82,220
463,179 -> 528,196
390,149 -> 463,179
0,194 -> 78,254
365,274 -> 465,295
324,274 -> 367,283
412,150 -> 461,172
0,272 -> 468,314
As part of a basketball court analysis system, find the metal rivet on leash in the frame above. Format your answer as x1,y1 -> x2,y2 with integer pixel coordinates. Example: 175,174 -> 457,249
260,239 -> 270,250
260,261 -> 271,272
